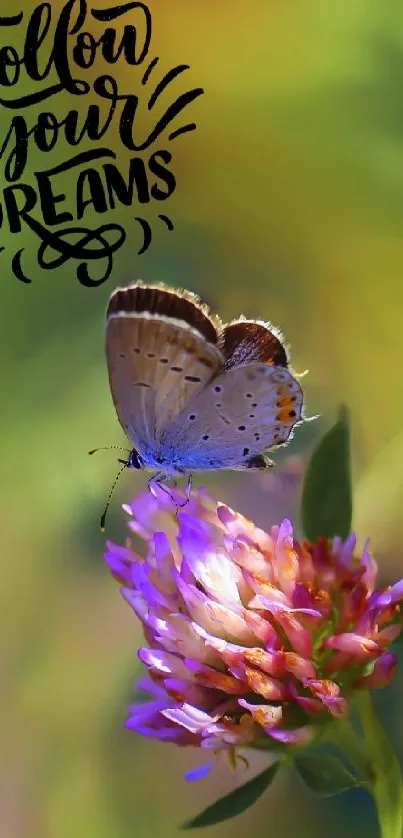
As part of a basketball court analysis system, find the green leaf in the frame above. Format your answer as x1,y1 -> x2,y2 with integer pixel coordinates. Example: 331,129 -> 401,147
301,405 -> 352,541
356,692 -> 403,838
181,762 -> 279,829
295,753 -> 358,797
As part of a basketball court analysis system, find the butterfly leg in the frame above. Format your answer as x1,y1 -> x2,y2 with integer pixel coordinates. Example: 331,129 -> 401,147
147,471 -> 168,496
147,472 -> 183,511
173,473 -> 193,510
147,470 -> 192,513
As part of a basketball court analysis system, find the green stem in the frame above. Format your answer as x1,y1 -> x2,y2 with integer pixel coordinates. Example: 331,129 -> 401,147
326,716 -> 371,781
356,691 -> 403,838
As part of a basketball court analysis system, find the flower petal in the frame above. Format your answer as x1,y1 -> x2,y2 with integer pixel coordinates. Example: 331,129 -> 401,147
273,518 -> 300,597
267,726 -> 314,745
354,652 -> 398,688
238,699 -> 283,729
162,704 -> 220,733
185,760 -> 215,782
324,633 -> 380,658
104,484 -> 400,767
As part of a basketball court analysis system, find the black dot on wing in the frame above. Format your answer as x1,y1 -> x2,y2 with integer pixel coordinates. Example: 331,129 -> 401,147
160,358 -> 169,364
202,434 -> 209,441
132,347 -> 140,354
249,414 -> 255,419
238,425 -> 246,431
214,385 -> 222,393
185,375 -> 201,383
243,447 -> 250,456
245,393 -> 253,398
171,365 -> 183,372
147,352 -> 156,358
215,403 -> 222,408
118,352 -> 126,358
188,414 -> 196,421
251,403 -> 258,408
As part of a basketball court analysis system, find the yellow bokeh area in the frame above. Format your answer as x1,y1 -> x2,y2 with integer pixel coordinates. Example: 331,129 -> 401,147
1,1 -> 403,836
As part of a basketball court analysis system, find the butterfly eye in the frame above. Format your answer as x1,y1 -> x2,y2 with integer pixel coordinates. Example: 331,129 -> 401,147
129,450 -> 143,469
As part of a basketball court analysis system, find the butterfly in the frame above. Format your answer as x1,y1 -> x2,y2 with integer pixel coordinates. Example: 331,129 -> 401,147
102,282 -> 304,480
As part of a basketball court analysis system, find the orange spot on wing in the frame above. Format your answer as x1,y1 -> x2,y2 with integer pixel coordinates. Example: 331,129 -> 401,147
276,408 -> 296,423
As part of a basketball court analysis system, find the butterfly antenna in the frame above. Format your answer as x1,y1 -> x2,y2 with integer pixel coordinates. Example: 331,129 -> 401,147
88,445 -> 130,456
100,462 -> 129,532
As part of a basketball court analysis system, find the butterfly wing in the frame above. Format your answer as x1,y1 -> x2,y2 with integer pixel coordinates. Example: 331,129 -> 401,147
160,362 -> 303,471
221,319 -> 289,370
106,284 -> 223,453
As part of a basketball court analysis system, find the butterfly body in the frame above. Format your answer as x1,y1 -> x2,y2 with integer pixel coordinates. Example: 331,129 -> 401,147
106,282 -> 304,477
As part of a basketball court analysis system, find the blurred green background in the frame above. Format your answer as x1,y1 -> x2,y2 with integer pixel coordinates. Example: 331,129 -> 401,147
2,1 -> 403,836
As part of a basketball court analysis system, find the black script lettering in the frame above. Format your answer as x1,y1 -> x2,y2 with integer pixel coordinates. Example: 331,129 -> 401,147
0,1 -> 152,108
117,85 -> 203,152
93,74 -> 139,151
76,168 -> 108,218
0,116 -> 28,181
61,75 -> 120,144
62,102 -> 114,146
148,150 -> 175,200
35,171 -> 73,225
0,1 -> 203,284
0,96 -> 116,185
3,183 -> 37,232
36,147 -> 117,178
91,3 -> 152,65
34,112 -> 60,152
103,157 -> 149,207
52,0 -> 89,96
72,32 -> 98,69
0,45 -> 21,86
0,1 -> 89,109
24,4 -> 53,81
0,12 -> 23,25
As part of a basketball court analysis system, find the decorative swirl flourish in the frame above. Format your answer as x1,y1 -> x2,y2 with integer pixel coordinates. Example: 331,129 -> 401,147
134,216 -> 152,254
13,221 -> 126,286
